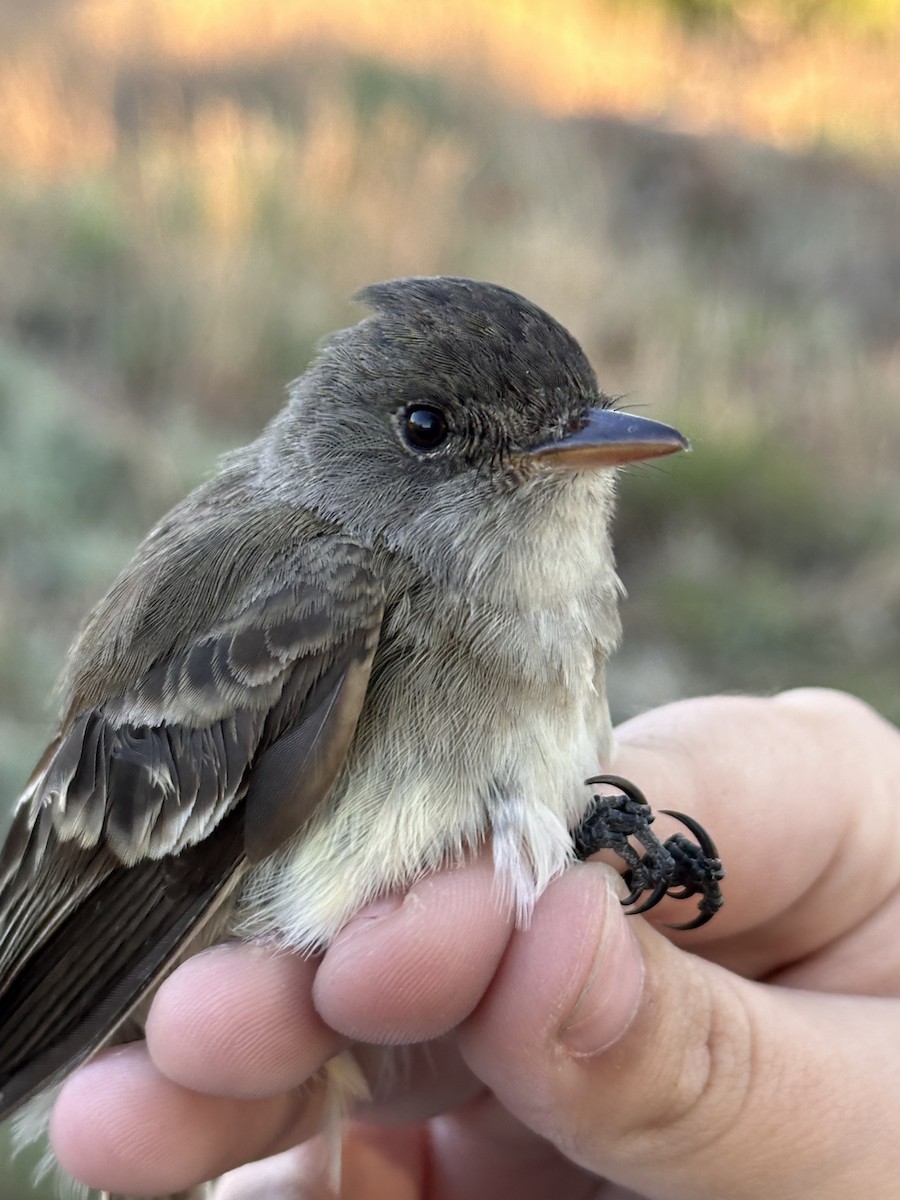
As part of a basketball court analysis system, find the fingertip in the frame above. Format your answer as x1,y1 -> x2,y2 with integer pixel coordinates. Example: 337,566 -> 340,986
314,853 -> 514,1043
461,863 -> 644,1069
50,1048 -> 130,1187
51,1042 -> 321,1195
51,1044 -> 207,1193
146,943 -> 342,1098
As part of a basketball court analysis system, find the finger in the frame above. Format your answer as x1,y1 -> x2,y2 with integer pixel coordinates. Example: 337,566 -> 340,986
353,1038 -> 485,1125
460,860 -> 900,1200
146,943 -> 344,1097
215,1125 -> 427,1200
51,1043 -> 325,1196
427,1092 -> 599,1200
314,849 -> 515,1042
610,690 -> 900,976
56,847 -> 512,1195
152,948 -> 485,1121
214,1147 -> 325,1200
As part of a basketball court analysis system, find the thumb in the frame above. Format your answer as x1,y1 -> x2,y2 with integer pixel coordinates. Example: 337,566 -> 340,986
457,862 -> 900,1199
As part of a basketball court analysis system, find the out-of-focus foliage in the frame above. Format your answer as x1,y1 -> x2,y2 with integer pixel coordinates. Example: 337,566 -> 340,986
656,0 -> 900,31
4,0 -> 900,160
0,1 -> 899,1194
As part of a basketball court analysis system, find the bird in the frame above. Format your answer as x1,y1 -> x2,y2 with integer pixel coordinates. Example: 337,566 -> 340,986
0,276 -> 721,1199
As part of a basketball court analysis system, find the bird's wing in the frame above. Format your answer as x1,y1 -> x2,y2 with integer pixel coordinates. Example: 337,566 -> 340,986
0,536 -> 383,1120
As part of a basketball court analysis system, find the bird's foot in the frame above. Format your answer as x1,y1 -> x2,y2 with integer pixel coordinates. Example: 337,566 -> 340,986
572,774 -> 724,930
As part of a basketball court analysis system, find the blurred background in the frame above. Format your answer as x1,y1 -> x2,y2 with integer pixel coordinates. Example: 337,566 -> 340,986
1,0 -> 899,1191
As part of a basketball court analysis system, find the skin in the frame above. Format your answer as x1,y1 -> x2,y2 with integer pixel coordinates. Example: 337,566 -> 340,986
50,688 -> 900,1200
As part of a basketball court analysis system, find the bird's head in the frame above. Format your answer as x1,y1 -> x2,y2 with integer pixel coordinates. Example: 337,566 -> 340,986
279,277 -> 687,593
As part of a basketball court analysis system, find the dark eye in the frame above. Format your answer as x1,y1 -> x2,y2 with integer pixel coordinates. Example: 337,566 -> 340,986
402,406 -> 449,451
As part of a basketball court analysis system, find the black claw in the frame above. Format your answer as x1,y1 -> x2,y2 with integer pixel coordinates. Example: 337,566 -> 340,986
572,775 -> 724,929
621,882 -> 646,907
666,908 -> 716,932
660,809 -> 720,860
664,886 -> 692,901
584,773 -> 649,807
627,879 -> 669,916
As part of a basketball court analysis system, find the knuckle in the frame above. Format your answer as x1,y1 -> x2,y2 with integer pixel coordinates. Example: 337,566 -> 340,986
579,968 -> 758,1171
775,686 -> 879,730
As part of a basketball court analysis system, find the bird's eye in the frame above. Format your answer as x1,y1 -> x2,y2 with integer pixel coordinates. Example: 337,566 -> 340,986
402,406 -> 449,451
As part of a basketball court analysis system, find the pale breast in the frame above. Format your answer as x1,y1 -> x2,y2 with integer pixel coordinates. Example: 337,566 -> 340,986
239,592 -> 614,952
239,478 -> 622,951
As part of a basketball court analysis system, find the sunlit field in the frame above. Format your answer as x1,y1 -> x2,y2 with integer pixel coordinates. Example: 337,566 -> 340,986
5,0 -> 900,166
1,4 -> 899,1186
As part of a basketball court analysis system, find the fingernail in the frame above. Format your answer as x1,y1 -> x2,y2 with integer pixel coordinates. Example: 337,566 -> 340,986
559,868 -> 645,1055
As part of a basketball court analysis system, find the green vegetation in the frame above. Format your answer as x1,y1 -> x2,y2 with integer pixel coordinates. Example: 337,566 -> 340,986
612,438 -> 900,723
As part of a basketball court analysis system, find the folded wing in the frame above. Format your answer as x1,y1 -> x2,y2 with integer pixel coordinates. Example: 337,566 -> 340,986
0,535 -> 383,1119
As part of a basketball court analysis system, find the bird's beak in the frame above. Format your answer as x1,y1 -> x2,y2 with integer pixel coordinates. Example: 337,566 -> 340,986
527,407 -> 689,468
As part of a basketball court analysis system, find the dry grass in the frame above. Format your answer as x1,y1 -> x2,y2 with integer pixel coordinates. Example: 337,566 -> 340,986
73,0 -> 900,153
2,0 -> 900,180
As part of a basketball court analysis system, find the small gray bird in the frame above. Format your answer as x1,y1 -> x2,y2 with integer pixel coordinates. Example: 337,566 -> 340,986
0,277 -> 721,1199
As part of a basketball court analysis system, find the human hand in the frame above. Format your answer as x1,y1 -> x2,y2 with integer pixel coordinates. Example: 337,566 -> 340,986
51,689 -> 900,1199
